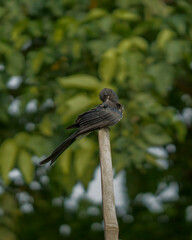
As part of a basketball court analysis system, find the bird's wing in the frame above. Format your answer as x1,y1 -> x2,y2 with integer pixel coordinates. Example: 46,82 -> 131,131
77,107 -> 115,133
66,108 -> 97,129
66,104 -> 108,129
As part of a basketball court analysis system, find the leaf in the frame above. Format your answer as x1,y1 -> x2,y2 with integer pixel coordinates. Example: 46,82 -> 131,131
14,132 -> 30,148
169,15 -> 187,35
57,148 -> 72,175
53,28 -> 64,43
59,74 -> 101,90
165,40 -> 191,64
74,138 -> 97,186
0,109 -> 8,123
0,139 -> 18,183
0,192 -> 17,212
31,51 -> 45,73
128,93 -> 163,118
113,152 -> 131,172
0,7 -> 6,17
144,0 -> 172,17
0,42 -> 12,55
28,20 -> 42,37
142,124 -> 172,145
116,55 -> 127,83
39,116 -> 53,136
26,135 -> 51,156
148,62 -> 174,95
72,40 -> 81,59
14,35 -> 31,49
156,29 -> 176,49
173,120 -> 187,142
84,8 -> 107,21
6,51 -> 25,75
113,9 -> 139,21
59,94 -> 92,123
0,227 -> 17,240
18,149 -> 34,183
11,19 -> 28,41
118,37 -> 148,53
99,48 -> 117,83
67,94 -> 90,109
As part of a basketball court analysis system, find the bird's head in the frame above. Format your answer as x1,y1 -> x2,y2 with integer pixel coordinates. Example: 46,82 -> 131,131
99,88 -> 119,103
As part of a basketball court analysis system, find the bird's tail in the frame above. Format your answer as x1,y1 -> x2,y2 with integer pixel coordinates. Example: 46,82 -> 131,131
39,131 -> 78,165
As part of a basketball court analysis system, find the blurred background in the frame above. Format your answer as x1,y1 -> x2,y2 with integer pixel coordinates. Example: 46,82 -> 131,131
0,0 -> 192,239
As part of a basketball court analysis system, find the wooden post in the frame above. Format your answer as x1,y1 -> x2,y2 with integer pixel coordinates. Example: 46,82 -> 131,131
98,128 -> 119,240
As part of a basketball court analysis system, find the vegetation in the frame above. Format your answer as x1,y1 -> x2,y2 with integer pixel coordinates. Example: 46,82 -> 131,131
0,0 -> 192,239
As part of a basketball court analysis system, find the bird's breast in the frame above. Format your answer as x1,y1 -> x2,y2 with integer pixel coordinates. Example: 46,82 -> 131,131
104,107 -> 123,126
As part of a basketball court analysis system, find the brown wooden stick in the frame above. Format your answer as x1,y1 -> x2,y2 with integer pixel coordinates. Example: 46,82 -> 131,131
98,128 -> 119,240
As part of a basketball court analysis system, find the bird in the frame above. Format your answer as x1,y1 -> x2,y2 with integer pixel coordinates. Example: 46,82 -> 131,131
40,88 -> 123,165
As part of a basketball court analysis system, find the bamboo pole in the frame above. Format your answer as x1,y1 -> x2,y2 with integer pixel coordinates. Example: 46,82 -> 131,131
98,128 -> 119,240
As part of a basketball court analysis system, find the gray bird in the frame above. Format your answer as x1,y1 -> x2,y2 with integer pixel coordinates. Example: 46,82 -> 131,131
40,88 -> 123,165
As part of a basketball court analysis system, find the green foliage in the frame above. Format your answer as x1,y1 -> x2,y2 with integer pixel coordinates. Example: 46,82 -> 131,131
148,62 -> 174,95
59,74 -> 101,90
141,124 -> 172,145
0,139 -> 18,183
0,0 -> 192,239
74,138 -> 97,186
18,149 -> 34,183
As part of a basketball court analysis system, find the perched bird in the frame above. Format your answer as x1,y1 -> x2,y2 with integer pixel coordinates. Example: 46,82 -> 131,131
40,88 -> 123,165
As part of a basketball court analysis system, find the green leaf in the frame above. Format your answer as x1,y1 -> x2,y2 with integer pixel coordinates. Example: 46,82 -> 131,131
0,7 -> 6,17
59,74 -> 101,90
99,48 -> 117,83
128,93 -> 163,117
156,29 -> 176,49
0,42 -> 12,55
173,120 -> 187,142
31,51 -> 45,73
6,51 -> 25,75
144,0 -> 172,17
0,227 -> 17,240
113,152 -> 131,172
84,8 -> 107,21
14,35 -> 31,49
28,20 -> 42,37
113,9 -> 139,21
118,37 -> 148,53
72,40 -> 81,59
11,19 -> 28,41
116,55 -> 127,83
165,40 -> 191,64
0,109 -> 9,123
15,132 -> 30,148
53,28 -> 64,43
67,94 -> 90,109
18,149 -> 34,183
59,94 -> 92,123
74,138 -> 97,186
26,135 -> 51,156
142,124 -> 172,145
58,148 -> 71,174
39,116 -> 53,137
148,62 -> 174,95
169,15 -> 187,35
0,139 -> 18,183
